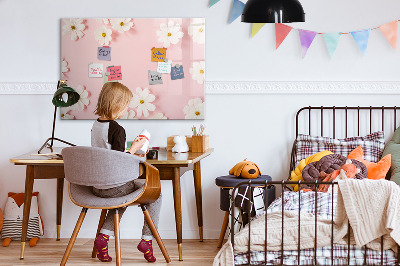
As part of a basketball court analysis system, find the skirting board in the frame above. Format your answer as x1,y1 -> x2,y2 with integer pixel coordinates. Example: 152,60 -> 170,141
1,81 -> 400,94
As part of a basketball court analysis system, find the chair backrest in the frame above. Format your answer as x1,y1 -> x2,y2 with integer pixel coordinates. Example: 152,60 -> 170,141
62,146 -> 145,187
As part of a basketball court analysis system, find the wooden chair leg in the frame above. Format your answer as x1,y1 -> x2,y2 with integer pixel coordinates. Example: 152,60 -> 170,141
114,210 -> 121,266
60,208 -> 88,266
141,205 -> 171,263
91,209 -> 108,258
217,211 -> 230,248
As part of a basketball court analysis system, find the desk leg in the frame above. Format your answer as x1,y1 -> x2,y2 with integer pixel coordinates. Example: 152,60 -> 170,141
20,165 -> 34,259
172,167 -> 183,261
193,161 -> 203,242
56,178 -> 64,241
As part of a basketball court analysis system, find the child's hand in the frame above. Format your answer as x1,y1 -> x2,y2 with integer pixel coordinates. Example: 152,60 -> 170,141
129,137 -> 147,155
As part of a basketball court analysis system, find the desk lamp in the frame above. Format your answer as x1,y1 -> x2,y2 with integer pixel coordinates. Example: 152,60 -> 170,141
38,80 -> 80,154
241,0 -> 305,23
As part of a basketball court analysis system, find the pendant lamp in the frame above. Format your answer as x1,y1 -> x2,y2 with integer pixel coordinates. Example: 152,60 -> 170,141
241,0 -> 305,23
38,80 -> 80,154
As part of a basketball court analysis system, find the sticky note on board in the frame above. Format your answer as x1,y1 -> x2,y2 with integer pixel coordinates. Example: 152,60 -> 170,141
151,47 -> 167,62
104,72 -> 117,84
88,63 -> 104,78
171,64 -> 184,80
148,70 -> 163,85
157,60 -> 172,73
107,65 -> 122,81
98,47 -> 111,61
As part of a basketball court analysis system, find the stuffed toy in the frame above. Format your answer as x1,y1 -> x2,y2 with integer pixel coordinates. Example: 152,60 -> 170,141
1,192 -> 44,247
348,146 -> 391,180
229,159 -> 261,179
289,150 -> 333,191
172,135 -> 189,153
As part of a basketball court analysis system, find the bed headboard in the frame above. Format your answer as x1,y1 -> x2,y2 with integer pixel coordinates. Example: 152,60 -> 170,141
289,106 -> 400,179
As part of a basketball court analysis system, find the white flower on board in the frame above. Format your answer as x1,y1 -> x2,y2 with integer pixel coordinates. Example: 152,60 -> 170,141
188,19 -> 205,44
61,59 -> 69,77
129,87 -> 156,118
156,21 -> 184,47
62,19 -> 85,41
120,110 -> 136,119
189,61 -> 205,84
96,18 -> 110,25
69,85 -> 90,111
183,98 -> 204,119
110,18 -> 134,33
149,113 -> 167,119
60,108 -> 74,120
94,25 -> 112,46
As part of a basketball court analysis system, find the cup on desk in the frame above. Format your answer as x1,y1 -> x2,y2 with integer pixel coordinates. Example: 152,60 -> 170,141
146,150 -> 158,160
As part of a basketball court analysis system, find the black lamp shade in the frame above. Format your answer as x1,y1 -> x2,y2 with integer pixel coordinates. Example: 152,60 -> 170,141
241,0 -> 305,23
52,85 -> 80,107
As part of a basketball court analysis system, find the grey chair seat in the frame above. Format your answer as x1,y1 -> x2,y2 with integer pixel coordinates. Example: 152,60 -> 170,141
69,180 -> 145,208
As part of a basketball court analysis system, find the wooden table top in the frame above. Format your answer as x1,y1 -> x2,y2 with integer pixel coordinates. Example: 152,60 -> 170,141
10,147 -> 214,166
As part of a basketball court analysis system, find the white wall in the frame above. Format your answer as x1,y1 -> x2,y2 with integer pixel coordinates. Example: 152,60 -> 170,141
1,0 -> 400,240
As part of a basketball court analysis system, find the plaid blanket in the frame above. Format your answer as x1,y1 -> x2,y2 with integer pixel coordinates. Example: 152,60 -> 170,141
234,191 -> 397,265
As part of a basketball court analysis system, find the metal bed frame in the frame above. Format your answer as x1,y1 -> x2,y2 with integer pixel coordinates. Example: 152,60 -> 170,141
230,106 -> 400,266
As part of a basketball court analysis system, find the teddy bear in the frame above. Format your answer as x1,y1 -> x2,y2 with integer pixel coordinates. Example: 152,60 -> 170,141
229,159 -> 261,179
172,135 -> 189,153
1,192 -> 44,247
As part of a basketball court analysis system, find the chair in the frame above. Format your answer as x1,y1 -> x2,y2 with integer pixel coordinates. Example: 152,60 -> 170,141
60,146 -> 171,265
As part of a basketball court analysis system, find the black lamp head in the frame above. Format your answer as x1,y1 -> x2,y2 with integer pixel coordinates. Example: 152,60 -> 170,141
52,80 -> 80,108
242,0 -> 305,23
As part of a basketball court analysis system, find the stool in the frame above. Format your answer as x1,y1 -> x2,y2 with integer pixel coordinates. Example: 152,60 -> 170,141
215,175 -> 275,248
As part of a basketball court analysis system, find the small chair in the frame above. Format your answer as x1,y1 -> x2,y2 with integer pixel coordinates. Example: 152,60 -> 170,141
60,146 -> 171,265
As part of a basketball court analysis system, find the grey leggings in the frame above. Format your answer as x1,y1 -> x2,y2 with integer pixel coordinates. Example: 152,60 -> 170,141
92,180 -> 162,240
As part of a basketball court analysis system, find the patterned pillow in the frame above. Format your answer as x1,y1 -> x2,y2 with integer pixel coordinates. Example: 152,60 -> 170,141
294,131 -> 385,166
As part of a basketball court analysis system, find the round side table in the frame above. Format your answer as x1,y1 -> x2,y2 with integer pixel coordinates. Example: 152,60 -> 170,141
215,175 -> 275,248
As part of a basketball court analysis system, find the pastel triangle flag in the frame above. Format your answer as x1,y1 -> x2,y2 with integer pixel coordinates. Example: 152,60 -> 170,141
229,0 -> 245,24
298,29 -> 317,58
275,23 -> 293,49
251,23 -> 266,38
378,21 -> 397,50
351,29 -> 370,55
209,0 -> 220,7
323,33 -> 341,58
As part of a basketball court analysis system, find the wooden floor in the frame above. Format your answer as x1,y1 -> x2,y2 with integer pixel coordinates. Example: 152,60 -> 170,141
0,239 -> 221,265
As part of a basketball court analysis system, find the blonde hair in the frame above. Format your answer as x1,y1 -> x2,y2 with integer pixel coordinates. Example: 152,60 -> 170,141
95,82 -> 133,120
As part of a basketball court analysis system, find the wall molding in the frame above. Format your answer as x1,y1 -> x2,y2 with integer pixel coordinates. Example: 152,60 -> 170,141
1,81 -> 400,95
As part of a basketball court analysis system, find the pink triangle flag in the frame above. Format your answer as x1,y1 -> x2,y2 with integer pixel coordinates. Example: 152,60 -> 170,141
275,23 -> 293,49
378,21 -> 398,50
298,29 -> 317,58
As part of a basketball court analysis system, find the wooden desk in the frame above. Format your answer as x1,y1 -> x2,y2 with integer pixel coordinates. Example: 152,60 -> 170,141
10,147 -> 213,261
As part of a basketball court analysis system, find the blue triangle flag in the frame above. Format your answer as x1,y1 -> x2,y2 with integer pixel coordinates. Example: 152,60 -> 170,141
209,0 -> 221,7
229,0 -> 245,23
323,33 -> 341,58
351,29 -> 370,55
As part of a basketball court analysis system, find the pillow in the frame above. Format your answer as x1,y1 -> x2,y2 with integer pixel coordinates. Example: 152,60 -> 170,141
382,127 -> 400,184
295,131 -> 385,166
348,146 -> 391,180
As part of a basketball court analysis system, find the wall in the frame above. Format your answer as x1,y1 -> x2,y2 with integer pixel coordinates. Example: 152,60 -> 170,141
1,0 -> 400,239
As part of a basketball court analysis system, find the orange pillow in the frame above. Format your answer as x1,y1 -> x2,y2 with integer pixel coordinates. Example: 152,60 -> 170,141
347,146 -> 391,180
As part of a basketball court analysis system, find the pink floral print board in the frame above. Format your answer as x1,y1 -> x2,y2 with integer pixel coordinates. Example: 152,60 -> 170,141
61,18 -> 205,120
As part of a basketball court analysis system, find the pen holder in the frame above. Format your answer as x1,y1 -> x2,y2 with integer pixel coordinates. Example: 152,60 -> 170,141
191,135 -> 209,153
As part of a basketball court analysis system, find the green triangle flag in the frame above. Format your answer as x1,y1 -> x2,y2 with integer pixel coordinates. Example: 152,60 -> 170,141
251,23 -> 266,38
209,0 -> 220,7
323,33 -> 341,58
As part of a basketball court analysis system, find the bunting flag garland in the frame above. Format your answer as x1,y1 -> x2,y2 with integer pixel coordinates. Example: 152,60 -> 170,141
229,0 -> 245,24
351,29 -> 370,55
251,23 -> 266,38
209,0 -> 220,7
323,33 -> 341,58
298,29 -> 317,58
378,21 -> 398,50
275,23 -> 292,49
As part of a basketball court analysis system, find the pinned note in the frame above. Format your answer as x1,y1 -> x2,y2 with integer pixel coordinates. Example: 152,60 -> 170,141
148,70 -> 163,85
157,59 -> 172,73
98,47 -> 111,61
107,65 -> 122,81
171,64 -> 184,80
88,63 -> 103,78
151,47 -> 167,62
